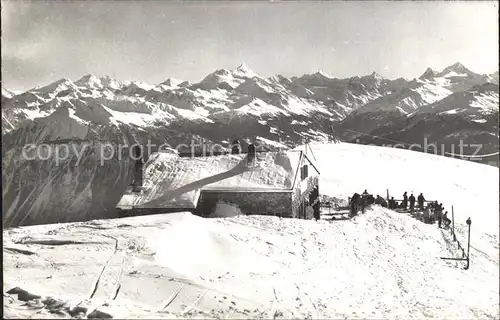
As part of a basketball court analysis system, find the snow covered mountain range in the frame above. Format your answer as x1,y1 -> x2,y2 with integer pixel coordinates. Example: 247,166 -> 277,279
2,62 -> 498,161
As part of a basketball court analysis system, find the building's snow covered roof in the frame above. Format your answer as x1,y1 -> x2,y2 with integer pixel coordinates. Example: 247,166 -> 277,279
116,150 -> 306,209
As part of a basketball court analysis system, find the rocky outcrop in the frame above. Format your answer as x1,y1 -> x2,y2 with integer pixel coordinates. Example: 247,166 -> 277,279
2,142 -> 136,227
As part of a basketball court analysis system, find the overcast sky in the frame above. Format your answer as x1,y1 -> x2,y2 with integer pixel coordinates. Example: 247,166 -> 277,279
2,1 -> 498,92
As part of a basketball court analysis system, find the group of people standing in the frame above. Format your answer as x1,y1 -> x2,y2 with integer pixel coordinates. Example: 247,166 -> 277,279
349,190 -> 451,229
387,192 -> 426,211
389,192 -> 451,228
423,201 -> 451,228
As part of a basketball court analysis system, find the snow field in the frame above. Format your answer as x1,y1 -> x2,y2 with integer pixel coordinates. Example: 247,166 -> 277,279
3,142 -> 499,319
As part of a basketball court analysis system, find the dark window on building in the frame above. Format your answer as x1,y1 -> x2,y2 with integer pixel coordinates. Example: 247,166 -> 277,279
301,165 -> 309,180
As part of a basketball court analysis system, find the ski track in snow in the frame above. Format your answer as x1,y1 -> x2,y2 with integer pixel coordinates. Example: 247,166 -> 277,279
3,142 -> 499,319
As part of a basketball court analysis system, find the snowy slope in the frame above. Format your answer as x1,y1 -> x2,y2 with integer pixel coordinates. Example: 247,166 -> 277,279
2,87 -> 16,98
307,142 -> 499,236
350,80 -> 452,116
340,62 -> 497,131
4,142 -> 499,319
415,83 -> 499,118
4,208 -> 498,319
336,79 -> 455,140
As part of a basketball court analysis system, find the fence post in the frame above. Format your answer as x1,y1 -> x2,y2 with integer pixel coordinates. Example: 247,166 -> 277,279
386,189 -> 389,202
452,205 -> 456,241
465,218 -> 471,269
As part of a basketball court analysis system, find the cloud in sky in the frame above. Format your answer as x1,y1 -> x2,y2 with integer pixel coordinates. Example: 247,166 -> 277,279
1,1 -> 498,91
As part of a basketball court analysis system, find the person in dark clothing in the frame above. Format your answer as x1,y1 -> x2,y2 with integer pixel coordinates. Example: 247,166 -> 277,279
388,197 -> 396,210
361,190 -> 369,201
442,211 -> 451,228
313,201 -> 321,221
436,203 -> 444,228
375,195 -> 387,208
360,193 -> 369,214
380,197 -> 388,208
417,193 -> 425,211
350,193 -> 360,217
429,201 -> 438,223
402,192 -> 408,210
408,194 -> 416,212
423,206 -> 431,223
367,194 -> 375,205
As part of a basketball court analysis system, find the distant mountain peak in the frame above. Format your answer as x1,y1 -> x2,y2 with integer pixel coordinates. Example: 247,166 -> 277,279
419,67 -> 437,80
76,74 -> 100,85
366,71 -> 383,81
232,63 -> 258,78
441,62 -> 474,76
315,69 -> 332,78
30,78 -> 74,92
449,62 -> 467,69
160,78 -> 181,87
236,62 -> 251,72
75,74 -> 129,90
53,78 -> 73,85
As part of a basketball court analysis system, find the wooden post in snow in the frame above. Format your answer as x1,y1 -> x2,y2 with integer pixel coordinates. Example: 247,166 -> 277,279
452,205 -> 456,241
386,189 -> 389,202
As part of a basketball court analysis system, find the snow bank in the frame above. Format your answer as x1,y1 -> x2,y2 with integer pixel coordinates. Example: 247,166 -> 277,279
4,207 -> 498,319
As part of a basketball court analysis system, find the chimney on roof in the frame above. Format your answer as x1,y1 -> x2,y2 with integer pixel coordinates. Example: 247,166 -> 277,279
231,139 -> 241,154
247,143 -> 256,164
131,145 -> 143,192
